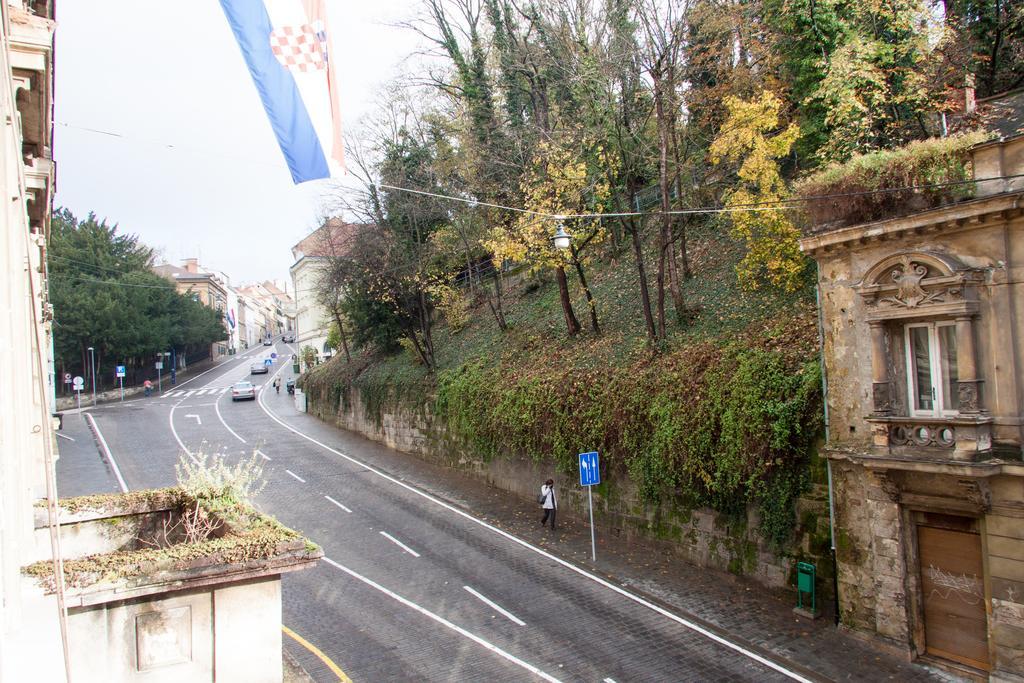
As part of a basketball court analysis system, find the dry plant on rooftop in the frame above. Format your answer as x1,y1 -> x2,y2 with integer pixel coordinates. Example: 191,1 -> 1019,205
175,450 -> 267,505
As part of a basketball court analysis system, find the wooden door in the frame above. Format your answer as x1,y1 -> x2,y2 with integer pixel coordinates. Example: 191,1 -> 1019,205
917,522 -> 990,670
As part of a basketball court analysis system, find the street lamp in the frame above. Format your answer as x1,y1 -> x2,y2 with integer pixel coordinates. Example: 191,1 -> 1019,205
87,346 -> 96,406
551,220 -> 572,250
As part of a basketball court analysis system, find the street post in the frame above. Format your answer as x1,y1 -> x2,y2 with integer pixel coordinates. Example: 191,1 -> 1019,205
115,365 -> 126,401
72,375 -> 84,412
578,451 -> 600,562
155,359 -> 163,393
87,346 -> 97,405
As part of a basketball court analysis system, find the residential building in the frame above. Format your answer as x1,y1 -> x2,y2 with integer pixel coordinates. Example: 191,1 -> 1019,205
289,219 -> 361,360
152,258 -> 230,358
800,94 -> 1024,680
0,1 -> 64,680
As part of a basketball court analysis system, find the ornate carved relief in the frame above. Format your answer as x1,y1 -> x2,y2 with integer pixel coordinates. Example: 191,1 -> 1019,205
879,474 -> 902,503
889,423 -> 957,449
854,251 -> 981,317
957,381 -> 981,413
879,257 -> 946,308
956,479 -> 992,513
872,382 -> 895,414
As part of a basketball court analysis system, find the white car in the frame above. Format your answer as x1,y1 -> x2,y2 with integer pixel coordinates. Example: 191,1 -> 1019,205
231,380 -> 256,401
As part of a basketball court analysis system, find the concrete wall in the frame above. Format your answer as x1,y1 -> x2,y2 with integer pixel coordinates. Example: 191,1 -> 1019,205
65,578 -> 282,683
307,385 -> 833,595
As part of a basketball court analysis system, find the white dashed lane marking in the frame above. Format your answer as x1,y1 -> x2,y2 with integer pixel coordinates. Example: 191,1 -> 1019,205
324,495 -> 351,513
463,586 -> 526,626
380,531 -> 420,558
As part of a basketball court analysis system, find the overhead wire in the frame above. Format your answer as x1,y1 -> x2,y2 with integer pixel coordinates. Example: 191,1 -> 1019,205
60,117 -> 1023,222
377,172 -> 1024,220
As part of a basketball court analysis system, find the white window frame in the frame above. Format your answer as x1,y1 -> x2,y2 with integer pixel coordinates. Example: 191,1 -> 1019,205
904,322 -> 959,418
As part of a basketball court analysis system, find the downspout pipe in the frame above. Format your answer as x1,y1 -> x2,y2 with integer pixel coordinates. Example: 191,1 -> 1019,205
815,269 -> 841,626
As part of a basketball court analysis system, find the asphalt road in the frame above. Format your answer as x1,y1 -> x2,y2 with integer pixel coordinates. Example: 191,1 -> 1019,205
66,338 -> 811,683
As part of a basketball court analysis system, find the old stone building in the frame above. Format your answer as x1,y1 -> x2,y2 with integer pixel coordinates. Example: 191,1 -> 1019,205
801,99 -> 1024,680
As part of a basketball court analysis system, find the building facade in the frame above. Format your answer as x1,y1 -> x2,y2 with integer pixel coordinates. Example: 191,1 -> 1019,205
153,258 -> 231,358
289,220 -> 360,361
801,127 -> 1024,679
0,1 -> 64,680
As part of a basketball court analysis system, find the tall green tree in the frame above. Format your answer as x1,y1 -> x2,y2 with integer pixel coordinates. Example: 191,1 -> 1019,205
49,209 -> 225,386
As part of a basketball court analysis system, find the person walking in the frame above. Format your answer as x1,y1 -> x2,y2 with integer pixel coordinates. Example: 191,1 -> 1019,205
273,377 -> 281,394
540,478 -> 557,530
143,379 -> 153,397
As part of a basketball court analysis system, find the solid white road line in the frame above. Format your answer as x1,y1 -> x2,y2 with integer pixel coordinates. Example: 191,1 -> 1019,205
167,403 -> 199,465
603,678 -> 617,682
214,398 -> 247,444
56,433 -> 75,441
463,586 -> 525,626
184,414 -> 202,425
256,449 -> 272,461
83,413 -> 129,493
255,363 -> 811,683
324,495 -> 351,513
323,557 -> 561,683
380,531 -> 420,558
285,469 -> 306,483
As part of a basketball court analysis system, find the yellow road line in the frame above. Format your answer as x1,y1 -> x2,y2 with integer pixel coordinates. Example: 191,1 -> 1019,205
282,624 -> 352,683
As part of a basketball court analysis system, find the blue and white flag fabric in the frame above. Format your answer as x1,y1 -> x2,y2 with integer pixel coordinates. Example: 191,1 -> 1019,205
219,0 -> 345,183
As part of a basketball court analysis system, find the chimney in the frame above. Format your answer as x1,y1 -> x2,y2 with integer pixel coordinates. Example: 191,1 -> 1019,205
965,73 -> 976,115
183,258 -> 199,273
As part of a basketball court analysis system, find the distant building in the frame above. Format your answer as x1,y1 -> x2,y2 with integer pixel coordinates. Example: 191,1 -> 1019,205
0,1 -> 64,680
152,258 -> 230,358
289,219 -> 362,361
800,93 -> 1024,680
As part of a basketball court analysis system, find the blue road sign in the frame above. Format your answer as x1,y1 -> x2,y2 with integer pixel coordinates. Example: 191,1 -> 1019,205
264,358 -> 273,366
115,365 -> 126,378
578,451 -> 600,486
271,352 -> 278,359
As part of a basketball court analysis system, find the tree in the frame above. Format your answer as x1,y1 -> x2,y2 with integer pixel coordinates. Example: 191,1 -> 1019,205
710,92 -> 805,291
48,208 -> 226,386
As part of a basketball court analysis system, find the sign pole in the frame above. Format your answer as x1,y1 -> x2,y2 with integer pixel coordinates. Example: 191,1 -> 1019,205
588,485 -> 596,562
76,390 -> 80,412
578,450 -> 600,563
119,376 -> 124,401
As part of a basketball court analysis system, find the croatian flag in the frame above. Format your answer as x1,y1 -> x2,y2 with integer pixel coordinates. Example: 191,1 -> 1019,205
219,0 -> 345,183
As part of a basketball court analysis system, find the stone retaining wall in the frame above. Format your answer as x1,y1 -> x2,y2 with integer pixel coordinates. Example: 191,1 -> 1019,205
307,385 -> 834,599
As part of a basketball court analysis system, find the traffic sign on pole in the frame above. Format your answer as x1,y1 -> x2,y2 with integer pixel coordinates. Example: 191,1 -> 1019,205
115,365 -> 126,378
578,451 -> 600,562
578,451 -> 600,486
264,358 -> 273,366
63,373 -> 72,384
73,375 -> 84,411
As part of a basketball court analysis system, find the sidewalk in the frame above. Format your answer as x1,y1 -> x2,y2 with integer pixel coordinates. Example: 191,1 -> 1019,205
54,410 -> 123,498
54,353 -> 241,411
274,398 -> 957,683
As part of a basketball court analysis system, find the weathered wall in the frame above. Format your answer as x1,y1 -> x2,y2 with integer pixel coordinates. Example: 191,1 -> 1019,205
309,386 -> 834,595
815,211 -> 1024,451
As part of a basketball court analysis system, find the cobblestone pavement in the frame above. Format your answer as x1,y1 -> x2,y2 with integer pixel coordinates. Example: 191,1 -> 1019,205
60,341 -> 958,683
252,394 -> 954,683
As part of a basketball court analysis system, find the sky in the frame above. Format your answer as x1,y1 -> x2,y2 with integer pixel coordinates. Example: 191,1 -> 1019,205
54,1 -> 423,288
